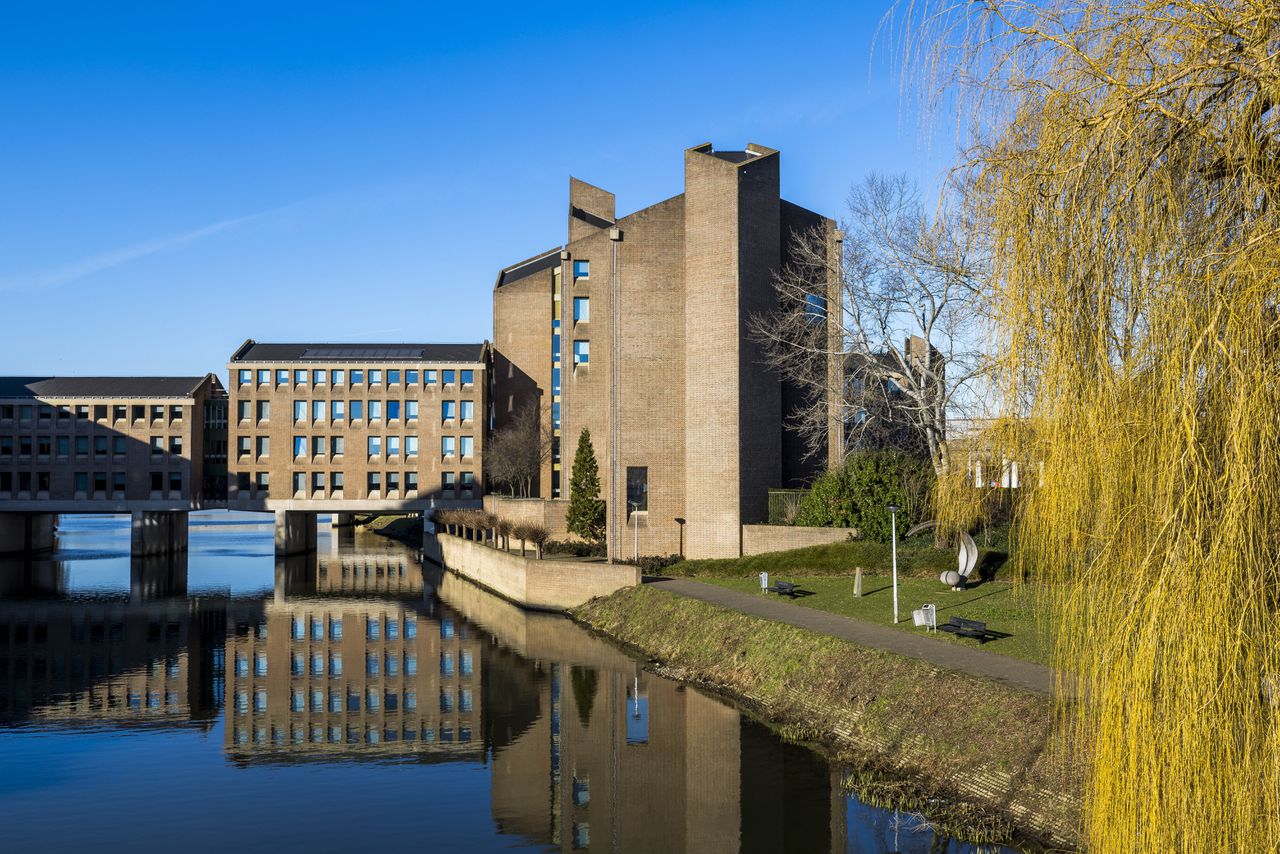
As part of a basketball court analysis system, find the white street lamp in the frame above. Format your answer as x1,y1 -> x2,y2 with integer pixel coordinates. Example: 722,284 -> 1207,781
887,503 -> 900,624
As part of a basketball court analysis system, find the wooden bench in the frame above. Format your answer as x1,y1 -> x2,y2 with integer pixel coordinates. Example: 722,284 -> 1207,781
766,581 -> 801,598
938,617 -> 997,641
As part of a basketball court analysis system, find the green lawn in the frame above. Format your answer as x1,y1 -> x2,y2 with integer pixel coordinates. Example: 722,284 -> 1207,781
701,574 -> 1054,666
664,538 -> 1010,580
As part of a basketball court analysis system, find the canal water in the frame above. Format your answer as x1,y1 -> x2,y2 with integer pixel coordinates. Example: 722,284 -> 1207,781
0,514 -> 1016,853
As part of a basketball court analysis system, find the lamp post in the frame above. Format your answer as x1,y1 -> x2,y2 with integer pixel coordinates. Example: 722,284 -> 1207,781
629,501 -> 639,562
674,517 -> 686,558
888,503 -> 900,624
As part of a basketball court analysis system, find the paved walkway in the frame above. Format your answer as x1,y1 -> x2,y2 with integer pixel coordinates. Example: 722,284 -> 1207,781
645,577 -> 1060,696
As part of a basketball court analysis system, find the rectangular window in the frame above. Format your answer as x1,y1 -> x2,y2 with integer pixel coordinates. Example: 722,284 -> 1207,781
276,369 -> 289,385
330,654 -> 343,676
442,400 -> 456,421
169,472 -> 182,493
75,435 -> 89,456
37,436 -> 52,457
153,471 -> 166,493
293,436 -> 307,457
369,369 -> 383,385
312,400 -> 326,421
461,471 -> 475,492
406,471 -> 418,492
312,435 -> 326,457
350,399 -> 364,421
255,471 -> 269,490
350,369 -> 363,385
574,259 -> 590,279
386,436 -> 400,457
424,370 -> 437,385
573,340 -> 590,365
236,471 -> 250,492
461,369 -> 474,386
92,472 -> 107,494
0,437 -> 10,458
369,400 -> 382,421
256,436 -> 269,458
293,472 -> 306,494
74,472 -> 88,494
442,472 -> 456,493
367,436 -> 381,458
131,403 -> 145,421
442,369 -> 456,386
367,619 -> 380,640
312,369 -> 325,385
312,472 -> 324,493
111,471 -> 126,494
574,296 -> 590,322
235,436 -> 249,457
294,400 -> 306,421
112,404 -> 126,421
386,471 -> 400,493
367,472 -> 381,493
405,436 -> 418,457
627,466 -> 649,516
405,369 -> 418,385
387,369 -> 400,385
291,369 -> 305,384
238,369 -> 251,386
55,436 -> 69,457
331,399 -> 345,421
330,619 -> 343,640
331,369 -> 344,385
405,400 -> 418,420
256,400 -> 270,421
387,400 -> 400,420
330,471 -> 344,491
169,436 -> 182,455
460,436 -> 474,458
441,436 -> 455,457
460,400 -> 474,422
332,436 -> 345,456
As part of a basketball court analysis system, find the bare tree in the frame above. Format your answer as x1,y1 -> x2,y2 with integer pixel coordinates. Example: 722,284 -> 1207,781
752,173 -> 988,476
484,401 -> 553,497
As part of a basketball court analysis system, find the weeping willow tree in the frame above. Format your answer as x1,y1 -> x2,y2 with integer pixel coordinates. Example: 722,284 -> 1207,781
892,1 -> 1280,850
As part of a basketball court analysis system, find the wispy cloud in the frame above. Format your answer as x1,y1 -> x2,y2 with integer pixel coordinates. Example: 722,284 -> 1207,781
0,210 -> 275,292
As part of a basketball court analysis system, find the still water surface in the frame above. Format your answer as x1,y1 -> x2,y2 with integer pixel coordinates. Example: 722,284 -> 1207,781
0,514 -> 1015,853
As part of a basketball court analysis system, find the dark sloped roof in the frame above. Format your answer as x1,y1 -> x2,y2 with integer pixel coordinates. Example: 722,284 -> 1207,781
0,376 -> 209,399
232,343 -> 486,363
496,248 -> 562,289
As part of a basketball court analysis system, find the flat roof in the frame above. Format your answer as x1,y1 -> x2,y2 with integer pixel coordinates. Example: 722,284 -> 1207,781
231,342 -> 486,363
0,376 -> 211,399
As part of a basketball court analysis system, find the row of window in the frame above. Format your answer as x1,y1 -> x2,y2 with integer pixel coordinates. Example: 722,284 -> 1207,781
232,470 -> 475,495
234,651 -> 464,679
0,471 -> 183,496
236,368 -> 474,388
234,434 -> 475,460
230,722 -> 472,746
235,399 -> 475,424
0,435 -> 185,460
234,687 -> 474,715
0,403 -> 186,424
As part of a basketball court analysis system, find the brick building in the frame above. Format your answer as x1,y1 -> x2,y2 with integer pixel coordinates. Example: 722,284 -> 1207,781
491,143 -> 842,558
225,341 -> 489,517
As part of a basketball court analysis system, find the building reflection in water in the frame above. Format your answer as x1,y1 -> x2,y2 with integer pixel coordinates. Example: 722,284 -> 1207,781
0,533 -> 972,853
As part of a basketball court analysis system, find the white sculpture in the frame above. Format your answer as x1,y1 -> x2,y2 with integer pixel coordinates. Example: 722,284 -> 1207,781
905,521 -> 979,590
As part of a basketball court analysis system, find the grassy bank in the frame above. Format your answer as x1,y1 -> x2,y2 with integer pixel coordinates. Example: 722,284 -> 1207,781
702,574 -> 1052,665
666,537 -> 1009,580
574,585 -> 1080,849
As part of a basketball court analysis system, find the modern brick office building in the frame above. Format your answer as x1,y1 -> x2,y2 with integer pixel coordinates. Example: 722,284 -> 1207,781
0,375 -> 227,554
491,142 -> 842,559
225,342 -> 489,524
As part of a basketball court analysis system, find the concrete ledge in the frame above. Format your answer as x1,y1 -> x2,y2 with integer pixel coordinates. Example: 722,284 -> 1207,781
434,533 -> 639,612
741,524 -> 855,556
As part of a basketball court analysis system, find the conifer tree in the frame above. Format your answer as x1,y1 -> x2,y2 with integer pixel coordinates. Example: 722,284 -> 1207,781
566,428 -> 605,543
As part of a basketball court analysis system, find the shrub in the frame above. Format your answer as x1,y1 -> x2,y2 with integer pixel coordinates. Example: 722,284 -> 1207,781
634,554 -> 683,575
794,450 -> 934,541
544,539 -> 608,558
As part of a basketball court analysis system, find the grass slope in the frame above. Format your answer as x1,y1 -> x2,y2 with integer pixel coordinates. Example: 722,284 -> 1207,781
666,538 -> 1008,580
574,585 -> 1080,848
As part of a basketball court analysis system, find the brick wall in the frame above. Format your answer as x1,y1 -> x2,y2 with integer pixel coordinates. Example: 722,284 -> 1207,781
740,524 -> 855,556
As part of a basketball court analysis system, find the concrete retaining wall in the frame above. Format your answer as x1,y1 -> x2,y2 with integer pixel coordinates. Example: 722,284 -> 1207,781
433,533 -> 638,611
741,524 -> 854,556
482,496 -> 575,540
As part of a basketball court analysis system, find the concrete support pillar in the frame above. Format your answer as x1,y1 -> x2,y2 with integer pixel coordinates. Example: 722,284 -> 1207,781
331,513 -> 358,528
130,552 -> 189,602
130,511 -> 189,557
0,512 -> 57,555
275,510 -> 317,556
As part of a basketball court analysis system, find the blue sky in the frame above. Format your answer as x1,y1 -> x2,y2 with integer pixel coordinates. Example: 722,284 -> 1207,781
0,1 -> 949,381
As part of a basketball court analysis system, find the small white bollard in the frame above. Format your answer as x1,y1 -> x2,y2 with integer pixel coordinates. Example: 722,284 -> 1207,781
854,566 -> 863,598
759,571 -> 769,593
